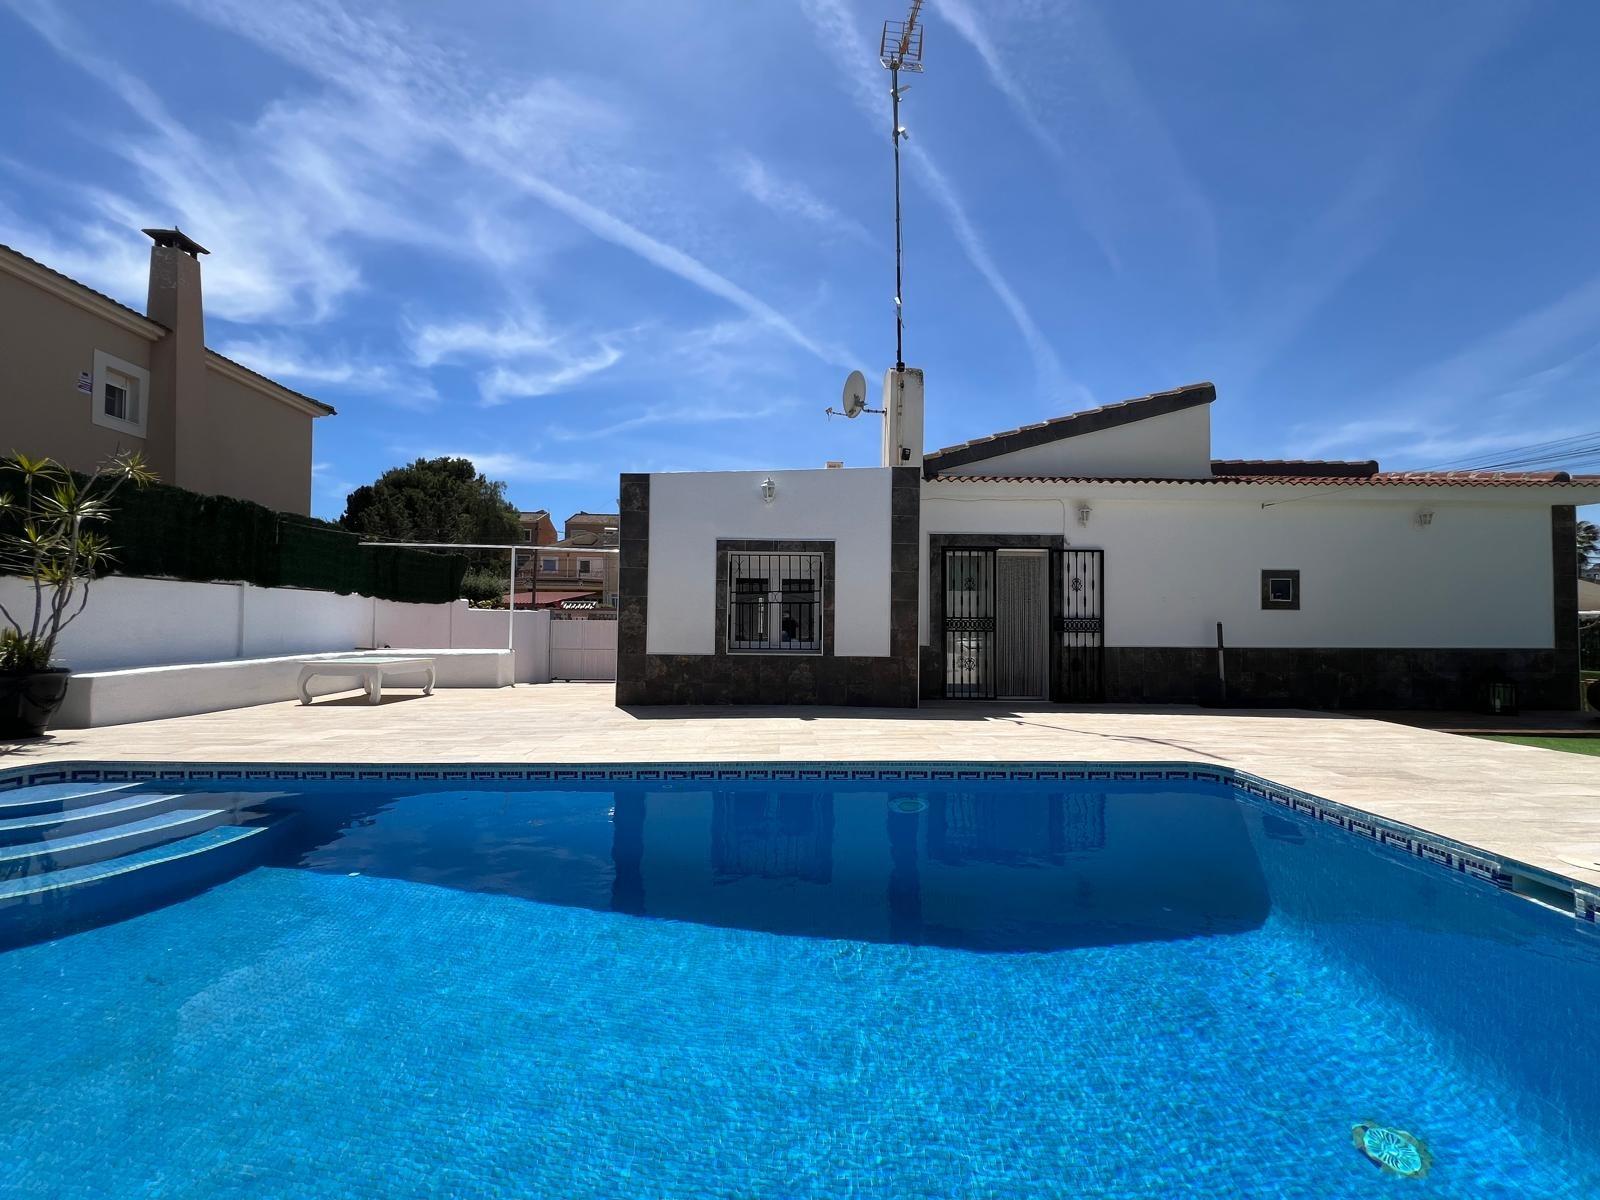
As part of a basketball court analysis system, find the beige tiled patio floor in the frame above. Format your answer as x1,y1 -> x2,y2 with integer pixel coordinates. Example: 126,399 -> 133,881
4,683 -> 1597,890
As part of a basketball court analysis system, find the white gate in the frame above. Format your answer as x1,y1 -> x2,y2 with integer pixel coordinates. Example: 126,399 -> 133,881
549,618 -> 618,681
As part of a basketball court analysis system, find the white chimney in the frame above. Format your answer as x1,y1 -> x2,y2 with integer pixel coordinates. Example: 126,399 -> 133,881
880,366 -> 924,469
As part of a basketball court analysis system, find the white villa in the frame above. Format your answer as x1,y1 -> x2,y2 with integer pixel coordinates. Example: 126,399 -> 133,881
617,371 -> 1600,710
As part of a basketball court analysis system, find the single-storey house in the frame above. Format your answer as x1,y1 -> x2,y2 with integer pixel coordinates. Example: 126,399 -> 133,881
617,371 -> 1600,710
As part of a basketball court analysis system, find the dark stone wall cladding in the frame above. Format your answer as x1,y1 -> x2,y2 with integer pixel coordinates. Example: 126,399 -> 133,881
615,468 -> 921,707
1103,646 -> 1575,710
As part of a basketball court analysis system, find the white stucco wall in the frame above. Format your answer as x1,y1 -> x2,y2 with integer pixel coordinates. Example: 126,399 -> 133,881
922,482 -> 1563,648
646,468 -> 894,657
0,574 -> 553,682
937,404 -> 1213,479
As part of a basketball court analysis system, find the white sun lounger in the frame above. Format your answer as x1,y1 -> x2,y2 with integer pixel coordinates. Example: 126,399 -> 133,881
297,656 -> 436,706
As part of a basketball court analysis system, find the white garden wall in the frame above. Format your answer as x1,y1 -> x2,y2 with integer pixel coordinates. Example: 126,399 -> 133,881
0,574 -> 554,682
922,482 -> 1558,648
645,468 -> 895,657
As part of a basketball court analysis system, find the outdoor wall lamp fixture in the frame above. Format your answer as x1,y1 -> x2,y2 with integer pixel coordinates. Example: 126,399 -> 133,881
1415,509 -> 1434,528
760,476 -> 777,504
1076,503 -> 1092,527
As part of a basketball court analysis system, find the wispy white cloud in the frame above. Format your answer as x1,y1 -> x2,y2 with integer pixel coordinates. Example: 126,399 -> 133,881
1230,2 -> 1531,384
407,313 -> 627,405
215,335 -> 438,408
310,459 -> 359,505
1292,269 -> 1600,466
412,450 -> 604,484
547,400 -> 795,443
797,0 -> 1072,394
931,0 -> 1216,279
139,0 -> 857,368
728,153 -> 871,244
478,352 -> 625,405
905,144 -> 1076,401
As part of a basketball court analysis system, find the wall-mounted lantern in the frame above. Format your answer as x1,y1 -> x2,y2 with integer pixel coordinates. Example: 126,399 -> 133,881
760,476 -> 777,504
1076,503 -> 1092,527
1415,509 -> 1434,528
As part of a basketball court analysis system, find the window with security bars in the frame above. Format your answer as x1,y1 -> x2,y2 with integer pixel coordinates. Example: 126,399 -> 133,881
727,552 -> 823,653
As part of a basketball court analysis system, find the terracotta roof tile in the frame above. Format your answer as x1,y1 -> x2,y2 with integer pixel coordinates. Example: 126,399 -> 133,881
932,471 -> 1600,488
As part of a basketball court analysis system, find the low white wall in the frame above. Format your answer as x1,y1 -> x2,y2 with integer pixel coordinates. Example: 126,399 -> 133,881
923,483 -> 1558,648
444,606 -> 551,686
56,649 -> 516,728
646,468 -> 894,657
0,575 -> 553,683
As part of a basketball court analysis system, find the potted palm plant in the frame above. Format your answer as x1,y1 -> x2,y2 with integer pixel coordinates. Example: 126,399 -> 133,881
0,450 -> 154,738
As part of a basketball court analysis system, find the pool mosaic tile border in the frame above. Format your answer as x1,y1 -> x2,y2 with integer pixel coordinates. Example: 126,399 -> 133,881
0,758 -> 1591,924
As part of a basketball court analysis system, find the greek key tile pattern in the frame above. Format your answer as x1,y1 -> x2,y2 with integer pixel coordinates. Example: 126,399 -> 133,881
1,758 -> 1587,923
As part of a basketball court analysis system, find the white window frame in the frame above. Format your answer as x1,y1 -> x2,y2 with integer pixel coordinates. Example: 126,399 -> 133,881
90,349 -> 150,439
578,558 -> 593,575
541,556 -> 559,573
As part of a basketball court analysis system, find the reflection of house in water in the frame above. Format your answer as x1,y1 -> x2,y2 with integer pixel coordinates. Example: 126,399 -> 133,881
927,792 -> 1106,867
711,792 -> 834,884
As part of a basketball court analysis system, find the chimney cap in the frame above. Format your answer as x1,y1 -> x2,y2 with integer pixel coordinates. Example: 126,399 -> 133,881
142,227 -> 210,256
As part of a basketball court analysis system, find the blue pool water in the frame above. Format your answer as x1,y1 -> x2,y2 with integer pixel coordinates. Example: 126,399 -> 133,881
2,773 -> 1598,1198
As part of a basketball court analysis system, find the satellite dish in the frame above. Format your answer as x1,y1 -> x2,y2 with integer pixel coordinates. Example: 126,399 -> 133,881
841,370 -> 867,418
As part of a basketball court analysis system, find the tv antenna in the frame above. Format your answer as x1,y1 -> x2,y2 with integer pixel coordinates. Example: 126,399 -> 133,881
825,369 -> 883,419
881,0 -> 924,373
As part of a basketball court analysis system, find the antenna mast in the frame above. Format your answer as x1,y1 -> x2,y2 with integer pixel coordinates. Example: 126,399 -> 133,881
880,0 -> 924,373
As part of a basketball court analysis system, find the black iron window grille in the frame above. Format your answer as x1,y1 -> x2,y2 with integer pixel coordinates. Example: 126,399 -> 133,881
727,552 -> 824,653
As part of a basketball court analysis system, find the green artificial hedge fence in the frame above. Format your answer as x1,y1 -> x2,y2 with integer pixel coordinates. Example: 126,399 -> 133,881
1,470 -> 466,604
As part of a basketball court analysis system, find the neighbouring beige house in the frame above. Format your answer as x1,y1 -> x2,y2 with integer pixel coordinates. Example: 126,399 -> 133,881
0,227 -> 334,515
508,510 -> 620,610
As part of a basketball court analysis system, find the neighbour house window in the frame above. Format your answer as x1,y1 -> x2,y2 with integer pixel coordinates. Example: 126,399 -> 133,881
521,529 -> 533,542
1261,569 -> 1300,610
541,557 -> 558,573
726,552 -> 823,654
578,558 -> 593,575
90,350 -> 150,438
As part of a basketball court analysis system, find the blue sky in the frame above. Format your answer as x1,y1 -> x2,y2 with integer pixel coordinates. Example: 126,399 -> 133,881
2,0 -> 1597,526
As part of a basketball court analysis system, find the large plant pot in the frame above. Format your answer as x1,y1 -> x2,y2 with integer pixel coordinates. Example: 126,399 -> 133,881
0,669 -> 71,738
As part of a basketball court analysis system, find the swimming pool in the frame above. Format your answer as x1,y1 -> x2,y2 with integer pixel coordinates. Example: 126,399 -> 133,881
2,762 -> 1597,1197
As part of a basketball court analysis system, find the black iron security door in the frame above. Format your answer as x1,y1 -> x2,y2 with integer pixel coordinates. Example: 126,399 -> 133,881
942,548 -> 995,698
1057,549 -> 1104,702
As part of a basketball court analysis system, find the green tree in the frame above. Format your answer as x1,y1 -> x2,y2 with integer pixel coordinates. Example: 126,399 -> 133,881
338,458 -> 520,564
1580,519 -> 1598,571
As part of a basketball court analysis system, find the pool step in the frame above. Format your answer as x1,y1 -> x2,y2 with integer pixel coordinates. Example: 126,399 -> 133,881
0,791 -> 189,846
0,781 -> 144,820
0,807 -> 234,878
0,817 -> 292,949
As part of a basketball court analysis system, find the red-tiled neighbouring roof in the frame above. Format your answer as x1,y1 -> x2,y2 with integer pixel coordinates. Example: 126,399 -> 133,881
922,382 -> 1216,476
503,588 -> 603,607
931,471 -> 1600,487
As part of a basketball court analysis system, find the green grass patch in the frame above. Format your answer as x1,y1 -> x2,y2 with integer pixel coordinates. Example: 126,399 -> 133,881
1476,735 -> 1600,757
